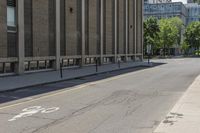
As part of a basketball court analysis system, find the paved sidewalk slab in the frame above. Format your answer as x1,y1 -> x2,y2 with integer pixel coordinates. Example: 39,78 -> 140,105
154,75 -> 200,133
0,62 -> 148,92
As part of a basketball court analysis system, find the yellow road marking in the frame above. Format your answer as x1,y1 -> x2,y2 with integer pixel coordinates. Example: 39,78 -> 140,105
0,66 -> 155,110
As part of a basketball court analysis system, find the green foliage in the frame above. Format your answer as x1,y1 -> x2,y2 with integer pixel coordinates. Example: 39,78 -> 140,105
169,17 -> 184,46
181,41 -> 189,55
144,17 -> 160,54
144,17 -> 184,56
194,50 -> 200,55
158,17 -> 183,55
184,21 -> 200,55
193,0 -> 200,4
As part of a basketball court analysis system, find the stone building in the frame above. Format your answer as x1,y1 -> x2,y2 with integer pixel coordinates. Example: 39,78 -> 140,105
0,0 -> 144,75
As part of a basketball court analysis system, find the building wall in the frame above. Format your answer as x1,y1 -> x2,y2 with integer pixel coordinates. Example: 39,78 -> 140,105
128,0 -> 135,54
60,0 -> 66,56
65,0 -> 81,56
0,0 -> 7,58
24,0 -> 33,57
137,0 -> 143,54
86,0 -> 100,55
0,0 -> 143,75
32,0 -> 50,57
104,0 -> 114,55
118,0 -> 125,54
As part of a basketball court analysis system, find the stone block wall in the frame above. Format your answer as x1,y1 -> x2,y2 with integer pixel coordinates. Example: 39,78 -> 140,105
136,0 -> 143,55
104,0 -> 114,55
118,0 -> 126,54
128,0 -> 134,54
0,0 -> 143,74
32,0 -> 50,57
86,0 -> 100,55
0,0 -> 7,58
65,0 -> 82,56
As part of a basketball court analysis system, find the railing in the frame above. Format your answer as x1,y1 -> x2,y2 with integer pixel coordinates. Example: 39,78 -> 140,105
0,54 -> 143,76
0,58 -> 18,75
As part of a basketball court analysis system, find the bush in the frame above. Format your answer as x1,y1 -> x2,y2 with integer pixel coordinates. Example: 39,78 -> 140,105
193,50 -> 200,55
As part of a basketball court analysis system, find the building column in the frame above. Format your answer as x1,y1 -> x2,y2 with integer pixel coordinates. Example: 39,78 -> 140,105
100,0 -> 104,64
55,0 -> 61,70
114,0 -> 118,63
125,0 -> 129,62
141,0 -> 144,61
134,0 -> 137,61
17,0 -> 25,74
81,0 -> 86,66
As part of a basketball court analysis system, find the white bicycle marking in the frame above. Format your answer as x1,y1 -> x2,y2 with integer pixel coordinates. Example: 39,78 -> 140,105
8,106 -> 60,122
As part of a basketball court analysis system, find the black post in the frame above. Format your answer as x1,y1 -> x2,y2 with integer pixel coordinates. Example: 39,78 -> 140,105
118,58 -> 121,69
60,60 -> 63,78
95,58 -> 98,72
148,53 -> 150,64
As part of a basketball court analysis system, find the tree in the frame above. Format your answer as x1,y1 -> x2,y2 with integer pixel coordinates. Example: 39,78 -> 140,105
181,41 -> 189,55
144,17 -> 160,55
159,18 -> 179,56
193,0 -> 200,4
184,22 -> 200,56
169,17 -> 184,47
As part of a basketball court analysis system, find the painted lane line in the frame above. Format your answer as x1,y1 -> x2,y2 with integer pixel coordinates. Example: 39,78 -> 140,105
0,66 -> 156,111
8,106 -> 60,122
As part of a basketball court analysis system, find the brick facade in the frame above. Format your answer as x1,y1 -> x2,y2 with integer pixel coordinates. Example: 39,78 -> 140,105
86,0 -> 100,55
0,0 -> 143,75
128,0 -> 134,54
104,0 -> 114,55
32,0 -> 50,57
0,0 -> 7,58
118,0 -> 126,54
65,0 -> 82,56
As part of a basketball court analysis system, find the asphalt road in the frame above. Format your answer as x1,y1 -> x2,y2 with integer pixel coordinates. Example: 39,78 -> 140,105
0,58 -> 200,133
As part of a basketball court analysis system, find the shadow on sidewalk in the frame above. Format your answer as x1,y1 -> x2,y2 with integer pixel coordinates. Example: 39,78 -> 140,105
0,62 -> 165,105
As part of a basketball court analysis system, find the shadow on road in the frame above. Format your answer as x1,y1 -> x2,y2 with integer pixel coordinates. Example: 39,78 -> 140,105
0,62 -> 166,105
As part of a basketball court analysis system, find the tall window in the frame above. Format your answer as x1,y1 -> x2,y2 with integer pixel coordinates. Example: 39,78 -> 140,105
7,0 -> 16,27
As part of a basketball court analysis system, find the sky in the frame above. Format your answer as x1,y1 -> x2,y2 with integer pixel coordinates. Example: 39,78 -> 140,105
172,0 -> 187,3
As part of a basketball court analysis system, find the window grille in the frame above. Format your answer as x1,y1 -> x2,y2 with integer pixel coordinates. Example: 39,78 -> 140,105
7,0 -> 16,7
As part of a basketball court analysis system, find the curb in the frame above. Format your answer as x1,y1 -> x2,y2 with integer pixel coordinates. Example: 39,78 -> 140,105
153,75 -> 200,133
0,63 -> 151,93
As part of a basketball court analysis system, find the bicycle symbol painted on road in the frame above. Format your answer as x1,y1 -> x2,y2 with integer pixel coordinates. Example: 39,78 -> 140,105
8,106 -> 60,122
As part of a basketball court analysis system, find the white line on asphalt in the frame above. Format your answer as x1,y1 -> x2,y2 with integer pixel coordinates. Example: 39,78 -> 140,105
8,106 -> 60,122
0,66 -> 156,111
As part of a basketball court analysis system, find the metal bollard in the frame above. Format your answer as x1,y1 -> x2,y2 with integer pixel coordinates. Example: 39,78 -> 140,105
95,58 -> 98,72
60,60 -> 63,78
118,58 -> 121,69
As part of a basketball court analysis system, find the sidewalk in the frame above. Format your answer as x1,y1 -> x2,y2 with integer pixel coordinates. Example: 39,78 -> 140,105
0,61 -> 149,92
154,75 -> 200,133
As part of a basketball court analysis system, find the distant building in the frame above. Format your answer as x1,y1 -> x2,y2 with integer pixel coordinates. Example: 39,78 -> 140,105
144,2 -> 188,55
144,2 -> 188,26
187,0 -> 194,3
145,0 -> 172,3
144,0 -> 200,55
186,3 -> 200,24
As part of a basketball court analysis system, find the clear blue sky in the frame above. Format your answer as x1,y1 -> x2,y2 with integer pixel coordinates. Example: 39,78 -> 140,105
172,0 -> 187,3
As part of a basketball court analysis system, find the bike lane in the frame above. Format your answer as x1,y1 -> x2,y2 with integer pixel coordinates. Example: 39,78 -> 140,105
0,80 -> 116,133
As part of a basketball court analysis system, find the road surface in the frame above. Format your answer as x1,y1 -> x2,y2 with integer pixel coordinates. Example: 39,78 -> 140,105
0,58 -> 200,133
